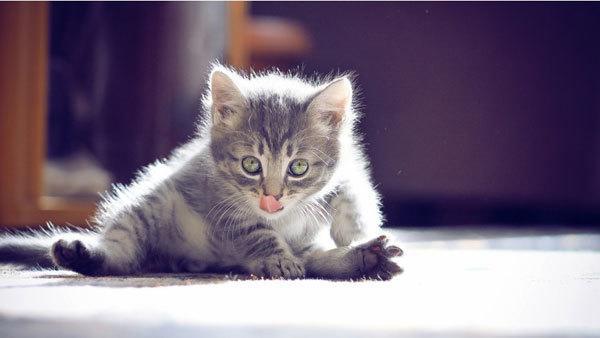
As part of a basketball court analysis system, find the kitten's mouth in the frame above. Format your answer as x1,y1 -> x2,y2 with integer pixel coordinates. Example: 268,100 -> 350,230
259,195 -> 284,213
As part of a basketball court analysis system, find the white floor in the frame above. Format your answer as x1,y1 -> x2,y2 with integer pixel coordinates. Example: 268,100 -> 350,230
1,229 -> 600,338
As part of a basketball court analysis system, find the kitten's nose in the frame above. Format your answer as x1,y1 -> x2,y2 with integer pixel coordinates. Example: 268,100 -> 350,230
259,195 -> 283,213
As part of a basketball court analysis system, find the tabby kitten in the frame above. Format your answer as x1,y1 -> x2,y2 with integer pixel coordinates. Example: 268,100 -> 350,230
0,65 -> 403,280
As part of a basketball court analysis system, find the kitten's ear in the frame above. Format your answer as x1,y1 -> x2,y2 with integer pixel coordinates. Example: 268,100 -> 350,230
307,77 -> 353,129
210,70 -> 245,127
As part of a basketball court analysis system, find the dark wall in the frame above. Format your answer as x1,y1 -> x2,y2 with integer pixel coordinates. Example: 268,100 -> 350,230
252,2 -> 600,224
48,2 -> 226,183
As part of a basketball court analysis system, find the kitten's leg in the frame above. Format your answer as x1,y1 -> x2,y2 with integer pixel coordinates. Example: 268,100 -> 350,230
52,205 -> 158,275
304,235 -> 403,280
233,223 -> 305,279
321,178 -> 403,279
329,178 -> 383,246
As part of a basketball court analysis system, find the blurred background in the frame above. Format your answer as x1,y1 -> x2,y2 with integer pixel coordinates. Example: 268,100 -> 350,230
2,2 -> 599,227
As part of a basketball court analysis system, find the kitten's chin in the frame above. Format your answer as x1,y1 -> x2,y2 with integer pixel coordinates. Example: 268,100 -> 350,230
254,201 -> 296,221
256,207 -> 288,221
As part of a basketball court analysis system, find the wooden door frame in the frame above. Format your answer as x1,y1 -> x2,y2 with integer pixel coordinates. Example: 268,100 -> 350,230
0,2 -> 248,227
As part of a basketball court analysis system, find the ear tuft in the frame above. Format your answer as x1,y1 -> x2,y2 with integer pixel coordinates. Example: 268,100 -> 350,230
308,77 -> 353,129
210,69 -> 245,127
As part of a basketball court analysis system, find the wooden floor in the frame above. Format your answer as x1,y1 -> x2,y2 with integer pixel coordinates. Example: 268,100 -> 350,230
1,227 -> 600,338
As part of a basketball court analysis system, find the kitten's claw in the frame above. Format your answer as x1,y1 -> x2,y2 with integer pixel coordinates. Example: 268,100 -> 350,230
353,235 -> 403,280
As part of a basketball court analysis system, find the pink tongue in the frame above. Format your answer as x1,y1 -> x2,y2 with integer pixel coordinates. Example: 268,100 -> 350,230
259,195 -> 283,213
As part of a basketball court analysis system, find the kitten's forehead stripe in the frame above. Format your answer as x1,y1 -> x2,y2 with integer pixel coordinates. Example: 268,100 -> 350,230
258,142 -> 264,155
246,94 -> 312,156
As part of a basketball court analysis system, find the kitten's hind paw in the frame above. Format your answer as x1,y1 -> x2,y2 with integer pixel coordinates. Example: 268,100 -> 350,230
354,235 -> 403,280
51,239 -> 103,275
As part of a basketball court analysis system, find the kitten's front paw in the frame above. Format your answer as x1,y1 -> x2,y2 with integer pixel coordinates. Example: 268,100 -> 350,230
251,255 -> 305,279
51,239 -> 102,275
352,235 -> 403,280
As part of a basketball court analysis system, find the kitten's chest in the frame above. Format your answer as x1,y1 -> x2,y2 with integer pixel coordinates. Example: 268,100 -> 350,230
272,212 -> 328,250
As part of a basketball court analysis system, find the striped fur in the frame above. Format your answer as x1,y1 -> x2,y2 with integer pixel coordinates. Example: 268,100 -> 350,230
0,65 -> 402,280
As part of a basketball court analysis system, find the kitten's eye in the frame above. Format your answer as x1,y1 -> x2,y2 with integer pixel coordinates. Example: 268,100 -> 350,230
242,156 -> 261,174
289,159 -> 309,177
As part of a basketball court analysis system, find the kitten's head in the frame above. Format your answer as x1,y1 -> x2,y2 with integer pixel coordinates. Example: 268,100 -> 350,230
205,65 -> 355,220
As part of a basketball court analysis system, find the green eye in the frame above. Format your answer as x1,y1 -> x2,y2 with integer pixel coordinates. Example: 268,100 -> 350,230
289,159 -> 309,177
242,156 -> 261,174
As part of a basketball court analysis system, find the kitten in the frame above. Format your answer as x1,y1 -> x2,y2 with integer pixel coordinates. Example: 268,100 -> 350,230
0,65 -> 403,280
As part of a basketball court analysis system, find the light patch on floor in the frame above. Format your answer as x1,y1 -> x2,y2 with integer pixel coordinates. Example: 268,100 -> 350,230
1,230 -> 600,337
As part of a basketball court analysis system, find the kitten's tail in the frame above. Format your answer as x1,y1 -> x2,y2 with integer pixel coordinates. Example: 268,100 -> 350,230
0,225 -> 96,269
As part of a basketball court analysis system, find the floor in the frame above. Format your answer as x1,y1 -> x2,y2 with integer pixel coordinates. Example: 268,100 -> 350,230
1,227 -> 600,338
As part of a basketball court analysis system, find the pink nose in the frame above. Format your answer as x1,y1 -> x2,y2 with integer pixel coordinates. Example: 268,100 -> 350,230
259,195 -> 283,213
